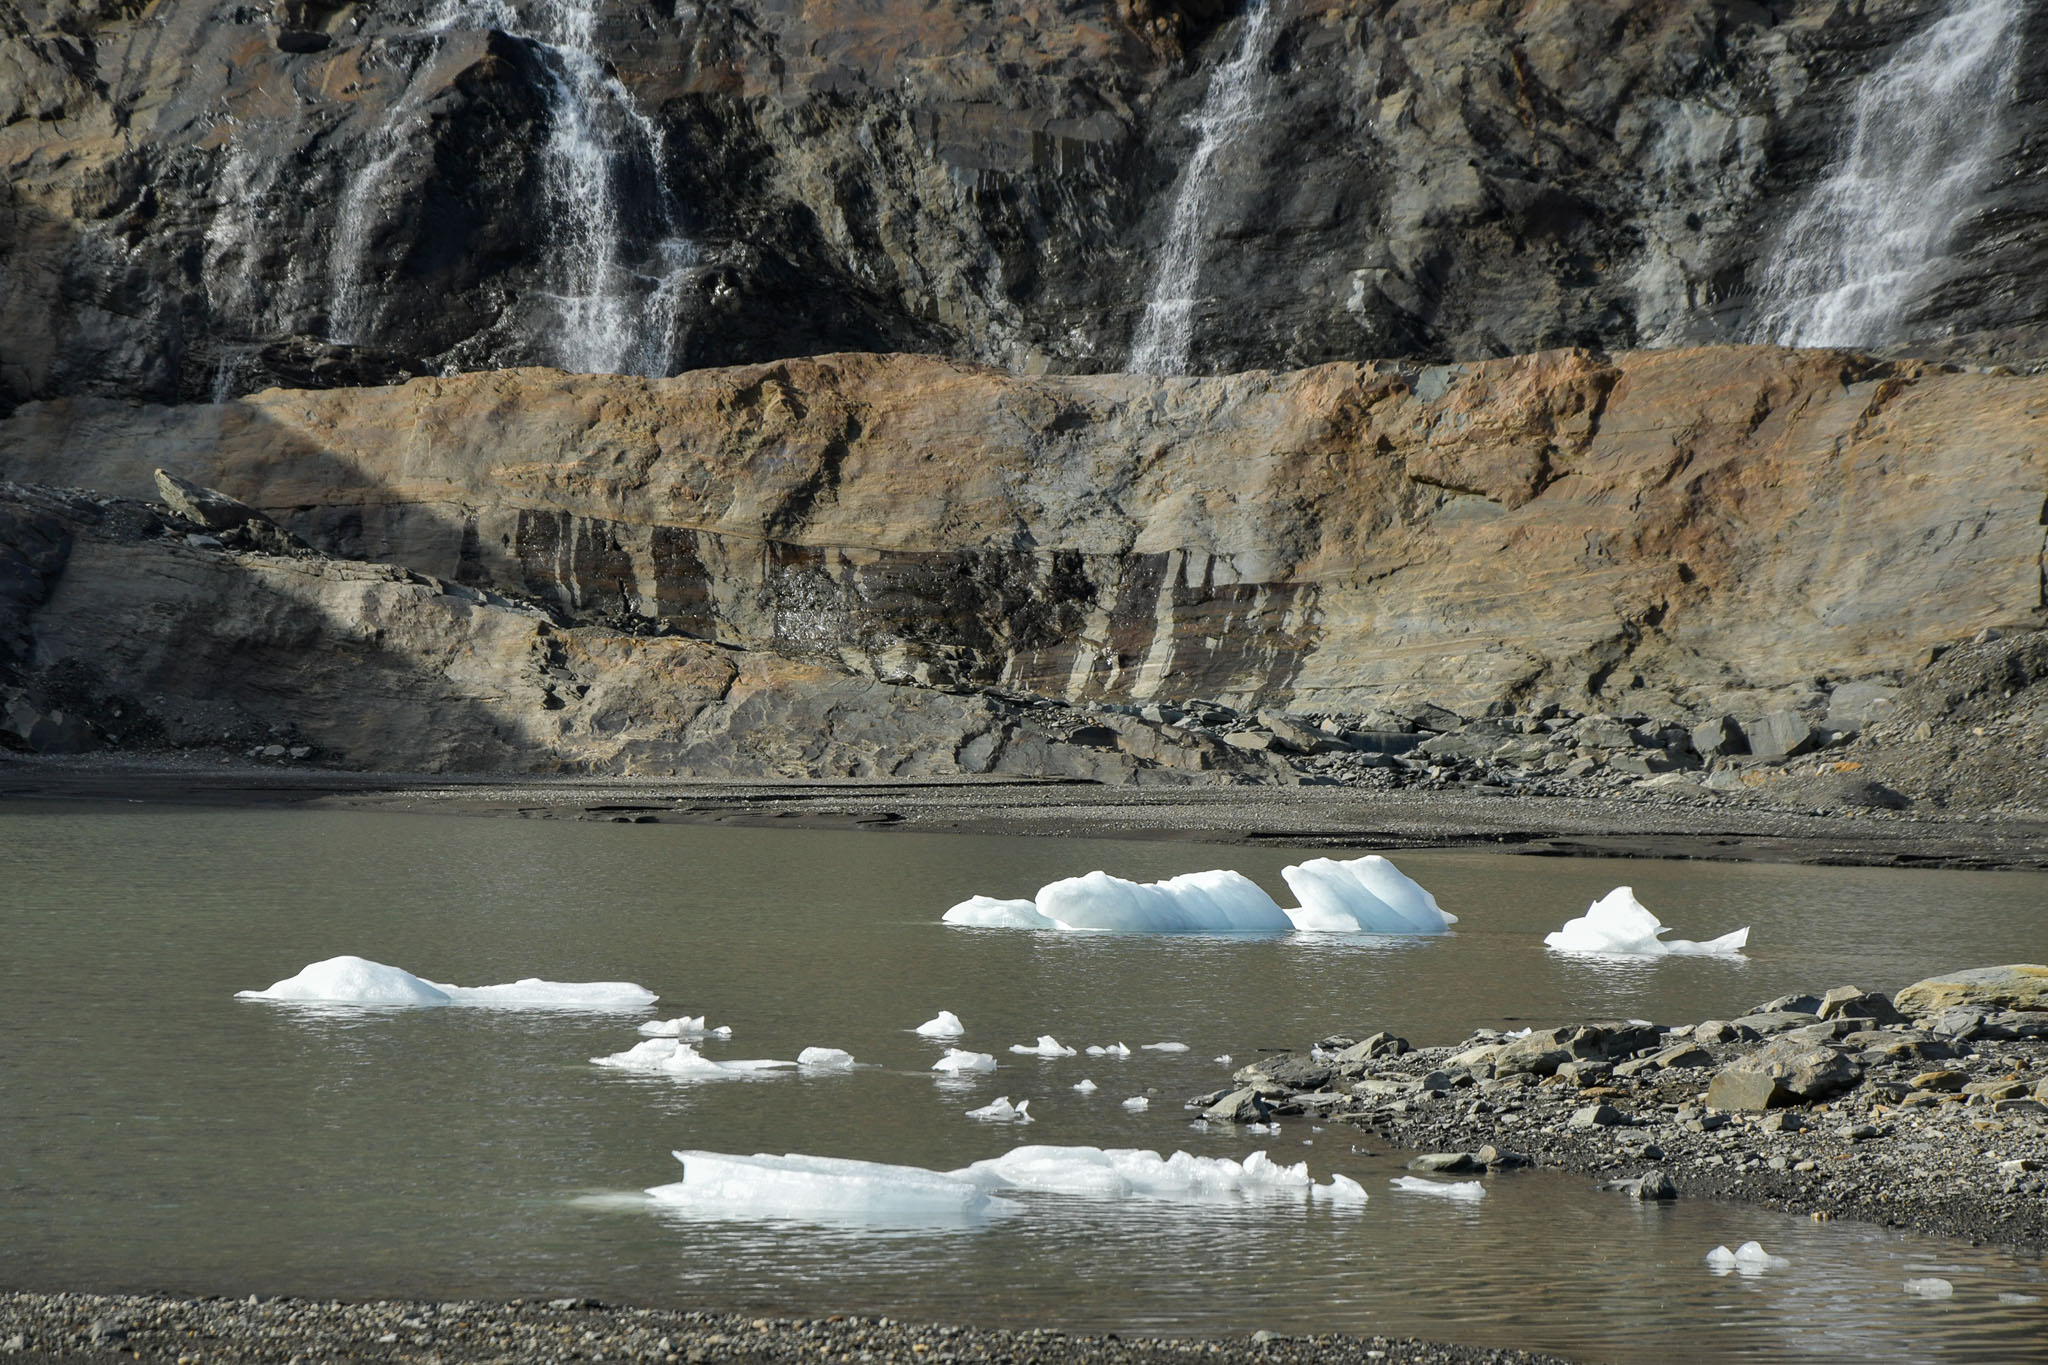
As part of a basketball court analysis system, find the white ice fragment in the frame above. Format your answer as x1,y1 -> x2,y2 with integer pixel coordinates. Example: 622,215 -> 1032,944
797,1047 -> 855,1070
914,1010 -> 965,1038
1214,1054 -> 1233,1064
1312,1173 -> 1369,1205
1280,855 -> 1457,934
1123,1096 -> 1151,1111
932,1049 -> 998,1074
1389,1176 -> 1486,1201
1142,1042 -> 1189,1052
647,1150 -> 1015,1223
237,955 -> 656,1012
1997,1292 -> 2042,1305
1085,1042 -> 1133,1057
966,1096 -> 1033,1123
1544,887 -> 1748,957
1707,1241 -> 1789,1276
639,1015 -> 731,1038
952,1145 -> 1311,1203
1904,1278 -> 1955,1299
1034,869 -> 1296,934
1245,1122 -> 1279,1135
1010,1035 -> 1078,1057
941,896 -> 1053,930
1074,1079 -> 1099,1093
592,1039 -> 794,1079
1188,1118 -> 1210,1132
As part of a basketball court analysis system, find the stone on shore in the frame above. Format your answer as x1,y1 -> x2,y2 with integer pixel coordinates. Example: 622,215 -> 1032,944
1894,965 -> 2048,1019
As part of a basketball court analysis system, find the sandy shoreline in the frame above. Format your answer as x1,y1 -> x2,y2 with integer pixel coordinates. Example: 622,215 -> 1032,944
4,755 -> 2047,871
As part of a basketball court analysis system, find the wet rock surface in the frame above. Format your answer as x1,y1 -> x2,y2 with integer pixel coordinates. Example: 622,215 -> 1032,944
0,1293 -> 1571,1365
1204,973 -> 2048,1251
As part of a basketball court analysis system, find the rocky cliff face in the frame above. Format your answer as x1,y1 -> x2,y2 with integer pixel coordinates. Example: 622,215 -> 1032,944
6,0 -> 2047,413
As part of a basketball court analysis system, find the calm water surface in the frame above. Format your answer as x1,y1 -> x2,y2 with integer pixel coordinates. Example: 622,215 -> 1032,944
3,807 -> 2046,1362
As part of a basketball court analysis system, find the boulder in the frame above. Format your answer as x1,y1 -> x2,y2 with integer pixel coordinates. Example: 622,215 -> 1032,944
1825,681 -> 1899,733
1816,987 -> 1904,1026
1232,1054 -> 1333,1092
154,469 -> 271,533
1707,1038 -> 1862,1110
1746,709 -> 1816,760
1704,1069 -> 1789,1111
1894,965 -> 2048,1018
1690,715 -> 1748,758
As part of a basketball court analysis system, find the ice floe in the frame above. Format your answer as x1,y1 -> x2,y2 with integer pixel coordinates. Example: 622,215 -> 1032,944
1074,1079 -> 1098,1093
1214,1054 -> 1233,1064
932,1049 -> 998,1074
1903,1277 -> 1955,1299
1086,1043 -> 1133,1057
1010,1035 -> 1078,1057
237,955 -> 656,1011
647,1151 -> 1016,1224
1545,888 -> 1749,957
592,1039 -> 794,1079
1142,1042 -> 1189,1052
1280,856 -> 1457,934
1706,1241 -> 1790,1275
952,1145 -> 1310,1202
1312,1173 -> 1369,1205
797,1047 -> 855,1070
942,856 -> 1455,936
966,1096 -> 1033,1122
1122,1096 -> 1150,1111
1389,1176 -> 1486,1201
639,1015 -> 731,1038
914,1010 -> 965,1038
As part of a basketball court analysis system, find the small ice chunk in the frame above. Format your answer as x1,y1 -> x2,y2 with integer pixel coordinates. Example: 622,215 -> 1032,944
1009,1035 -> 1078,1057
1312,1173 -> 1369,1205
593,1039 -> 794,1079
1142,1042 -> 1189,1052
639,1015 -> 732,1038
1389,1176 -> 1485,1201
1281,855 -> 1457,934
1904,1278 -> 1955,1299
1997,1292 -> 2042,1305
941,896 -> 1053,929
914,1010 -> 965,1038
1188,1118 -> 1210,1132
932,1049 -> 998,1074
647,1150 -> 1015,1223
1074,1079 -> 1098,1093
1123,1096 -> 1150,1111
1245,1122 -> 1280,1135
953,1145 -> 1310,1202
237,955 -> 656,1012
966,1096 -> 1033,1123
797,1047 -> 855,1070
1214,1054 -> 1232,1064
1707,1241 -> 1789,1276
1545,887 -> 1748,957
1085,1042 -> 1133,1057
1034,869 -> 1296,934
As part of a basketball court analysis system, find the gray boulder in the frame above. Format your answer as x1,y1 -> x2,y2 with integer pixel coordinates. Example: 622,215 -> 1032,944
1816,986 -> 1905,1027
155,469 -> 270,532
1706,1038 -> 1862,1110
1746,709 -> 1817,760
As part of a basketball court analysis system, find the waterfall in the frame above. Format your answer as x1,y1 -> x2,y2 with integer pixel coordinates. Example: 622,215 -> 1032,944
1127,0 -> 1278,376
327,0 -> 692,376
1749,0 -> 2024,348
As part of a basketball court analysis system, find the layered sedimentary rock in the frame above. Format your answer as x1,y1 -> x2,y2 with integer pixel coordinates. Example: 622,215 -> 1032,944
5,345 -> 2043,729
6,0 -> 2047,413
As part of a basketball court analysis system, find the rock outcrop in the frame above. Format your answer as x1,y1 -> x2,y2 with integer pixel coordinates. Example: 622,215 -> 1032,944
5,0 -> 2047,412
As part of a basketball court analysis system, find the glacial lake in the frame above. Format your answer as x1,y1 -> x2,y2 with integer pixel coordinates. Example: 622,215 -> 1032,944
4,806 -> 2047,1363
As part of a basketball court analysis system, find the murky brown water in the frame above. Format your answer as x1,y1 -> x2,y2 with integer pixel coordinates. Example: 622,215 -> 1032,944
3,807 -> 2045,1361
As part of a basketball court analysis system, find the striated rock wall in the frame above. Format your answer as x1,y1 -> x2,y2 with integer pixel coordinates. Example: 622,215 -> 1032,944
5,345 -> 2042,721
5,0 -> 2047,412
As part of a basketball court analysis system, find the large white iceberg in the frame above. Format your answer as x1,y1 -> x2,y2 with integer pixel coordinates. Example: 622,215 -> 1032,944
237,955 -> 656,1011
914,1011 -> 965,1038
593,1039 -> 794,1079
1312,1173 -> 1369,1205
1280,856 -> 1457,933
797,1047 -> 855,1070
1545,888 -> 1749,957
952,1145 -> 1310,1203
932,1049 -> 998,1074
941,857 -> 1453,936
647,1150 -> 1016,1223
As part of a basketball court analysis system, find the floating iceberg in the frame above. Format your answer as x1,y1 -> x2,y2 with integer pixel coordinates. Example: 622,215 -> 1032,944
1214,1054 -> 1233,1064
933,1049 -> 998,1074
1142,1042 -> 1189,1052
237,955 -> 657,1012
1545,888 -> 1749,957
1280,856 -> 1457,933
1010,1035 -> 1077,1057
966,1096 -> 1033,1122
1390,1176 -> 1486,1201
1122,1096 -> 1150,1111
592,1039 -> 795,1079
914,1010 -> 965,1038
1903,1278 -> 1954,1299
1086,1042 -> 1132,1057
1312,1173 -> 1369,1205
1707,1241 -> 1790,1276
940,896 -> 1053,930
639,1015 -> 731,1038
1074,1079 -> 1098,1093
953,1145 -> 1310,1203
647,1150 -> 1016,1224
797,1047 -> 855,1070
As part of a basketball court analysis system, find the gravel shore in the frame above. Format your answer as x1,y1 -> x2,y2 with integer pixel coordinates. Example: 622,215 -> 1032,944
0,1294 -> 1574,1365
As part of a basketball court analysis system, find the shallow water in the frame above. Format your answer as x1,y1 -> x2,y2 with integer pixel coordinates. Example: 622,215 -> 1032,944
3,807 -> 2046,1362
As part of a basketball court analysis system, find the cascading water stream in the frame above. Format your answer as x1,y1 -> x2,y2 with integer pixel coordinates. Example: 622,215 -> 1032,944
326,0 -> 691,376
1749,0 -> 2024,348
1127,0 -> 1278,376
